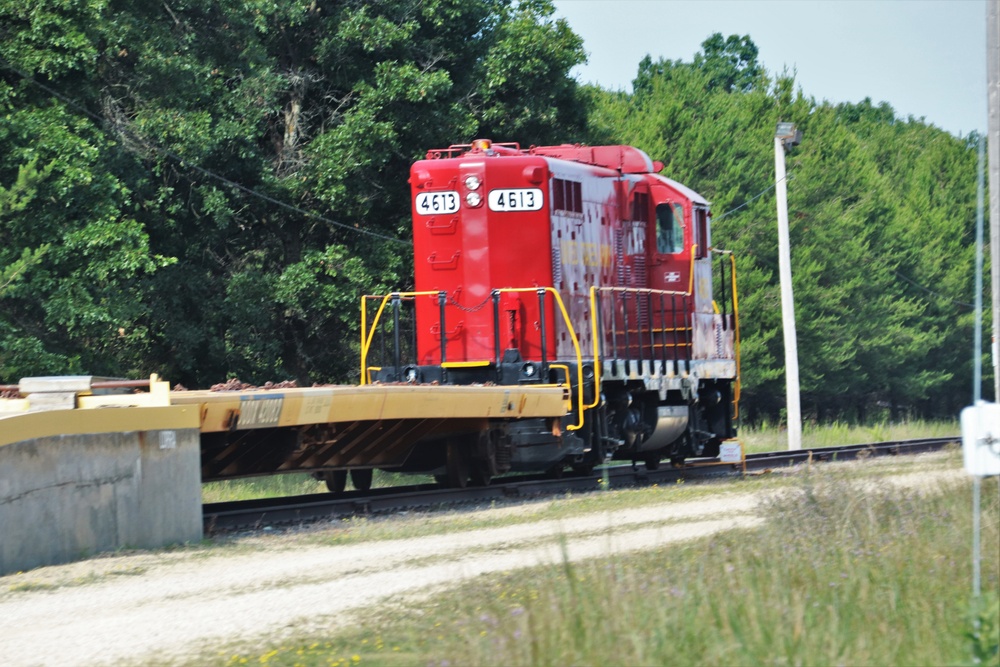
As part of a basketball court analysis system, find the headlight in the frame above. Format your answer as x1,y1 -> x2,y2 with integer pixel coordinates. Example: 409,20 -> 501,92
464,175 -> 481,190
466,192 -> 482,207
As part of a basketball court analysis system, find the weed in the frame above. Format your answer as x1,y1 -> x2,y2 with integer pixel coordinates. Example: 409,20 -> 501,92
195,463 -> 995,667
968,591 -> 1000,665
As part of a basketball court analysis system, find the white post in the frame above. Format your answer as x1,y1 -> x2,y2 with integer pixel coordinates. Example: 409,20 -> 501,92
987,0 -> 1000,402
774,131 -> 802,451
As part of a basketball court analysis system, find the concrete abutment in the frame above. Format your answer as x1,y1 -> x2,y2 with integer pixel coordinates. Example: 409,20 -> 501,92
0,407 -> 202,575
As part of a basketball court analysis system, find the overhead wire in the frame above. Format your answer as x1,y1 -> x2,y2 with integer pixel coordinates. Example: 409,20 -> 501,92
0,59 -> 412,247
893,270 -> 976,310
711,174 -> 792,222
3,62 -> 984,311
712,168 -> 977,311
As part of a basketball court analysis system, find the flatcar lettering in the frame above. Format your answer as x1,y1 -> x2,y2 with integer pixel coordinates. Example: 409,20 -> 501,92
238,396 -> 284,428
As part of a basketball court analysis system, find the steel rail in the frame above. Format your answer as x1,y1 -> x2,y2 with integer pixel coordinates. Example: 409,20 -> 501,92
202,436 -> 958,533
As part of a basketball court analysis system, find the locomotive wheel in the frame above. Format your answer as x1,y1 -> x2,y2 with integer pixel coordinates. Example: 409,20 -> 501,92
468,428 -> 498,487
324,470 -> 348,493
350,468 -> 374,491
445,441 -> 470,488
469,467 -> 492,487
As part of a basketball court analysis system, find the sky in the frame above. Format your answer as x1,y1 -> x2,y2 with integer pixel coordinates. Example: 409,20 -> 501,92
551,0 -> 988,138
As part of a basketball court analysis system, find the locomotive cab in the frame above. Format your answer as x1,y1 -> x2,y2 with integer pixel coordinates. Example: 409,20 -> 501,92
364,140 -> 739,485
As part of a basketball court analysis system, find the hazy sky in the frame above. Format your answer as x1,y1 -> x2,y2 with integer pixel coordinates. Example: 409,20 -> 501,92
551,0 -> 988,138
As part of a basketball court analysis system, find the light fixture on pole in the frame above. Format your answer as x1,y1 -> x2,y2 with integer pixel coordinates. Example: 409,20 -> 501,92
774,122 -> 802,451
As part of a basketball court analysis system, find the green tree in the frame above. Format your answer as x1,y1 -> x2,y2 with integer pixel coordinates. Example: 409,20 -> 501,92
0,0 -> 586,386
587,34 -> 985,421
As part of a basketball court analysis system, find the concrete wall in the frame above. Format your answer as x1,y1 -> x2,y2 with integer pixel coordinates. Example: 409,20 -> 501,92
0,425 -> 202,575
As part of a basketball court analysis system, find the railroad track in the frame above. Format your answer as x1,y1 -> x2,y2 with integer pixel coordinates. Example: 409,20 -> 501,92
202,436 -> 958,533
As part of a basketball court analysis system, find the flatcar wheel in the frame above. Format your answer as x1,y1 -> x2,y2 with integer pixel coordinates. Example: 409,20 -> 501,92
644,457 -> 661,471
445,441 -> 470,488
324,470 -> 348,494
350,468 -> 373,491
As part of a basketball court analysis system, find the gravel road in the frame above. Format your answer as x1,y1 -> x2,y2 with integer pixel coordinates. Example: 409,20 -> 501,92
0,461 -> 962,667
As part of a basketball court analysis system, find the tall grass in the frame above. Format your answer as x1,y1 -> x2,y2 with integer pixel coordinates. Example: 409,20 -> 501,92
740,418 -> 958,454
209,468 -> 998,666
437,474 -> 998,666
202,471 -> 433,504
202,474 -> 327,504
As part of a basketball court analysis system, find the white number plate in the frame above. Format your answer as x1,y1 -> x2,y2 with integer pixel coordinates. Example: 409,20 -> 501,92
488,188 -> 543,212
415,191 -> 460,215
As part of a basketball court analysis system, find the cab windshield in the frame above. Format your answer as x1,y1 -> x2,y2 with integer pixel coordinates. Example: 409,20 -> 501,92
656,203 -> 685,254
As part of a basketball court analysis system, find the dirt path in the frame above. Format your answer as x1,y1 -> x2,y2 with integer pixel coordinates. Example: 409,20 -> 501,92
0,462 -> 962,667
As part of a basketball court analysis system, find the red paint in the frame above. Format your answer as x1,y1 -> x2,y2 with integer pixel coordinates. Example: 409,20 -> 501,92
410,141 -> 722,366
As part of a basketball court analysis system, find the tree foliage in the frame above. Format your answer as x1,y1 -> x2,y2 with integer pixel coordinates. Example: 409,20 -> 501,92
588,33 -> 988,420
0,14 -> 986,421
0,0 -> 585,386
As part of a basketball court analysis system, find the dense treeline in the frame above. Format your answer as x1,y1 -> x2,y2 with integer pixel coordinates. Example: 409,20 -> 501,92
0,3 -> 991,422
0,0 -> 586,386
585,35 -> 990,420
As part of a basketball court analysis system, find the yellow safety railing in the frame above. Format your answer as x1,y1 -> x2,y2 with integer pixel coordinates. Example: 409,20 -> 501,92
721,250 -> 742,420
359,286 -> 586,431
360,291 -> 441,386
709,247 -> 741,421
586,285 -> 692,410
493,287 -> 585,431
688,243 -> 698,295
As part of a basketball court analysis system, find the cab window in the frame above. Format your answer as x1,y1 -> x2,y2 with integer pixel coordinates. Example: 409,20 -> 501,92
656,203 -> 685,254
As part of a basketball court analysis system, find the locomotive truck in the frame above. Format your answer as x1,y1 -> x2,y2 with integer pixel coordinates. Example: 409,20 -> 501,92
356,139 -> 740,488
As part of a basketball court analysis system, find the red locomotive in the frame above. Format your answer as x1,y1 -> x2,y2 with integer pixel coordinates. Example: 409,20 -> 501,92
364,140 -> 739,485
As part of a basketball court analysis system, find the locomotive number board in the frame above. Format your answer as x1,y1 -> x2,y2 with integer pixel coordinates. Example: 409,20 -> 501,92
488,188 -> 544,212
415,191 -> 460,215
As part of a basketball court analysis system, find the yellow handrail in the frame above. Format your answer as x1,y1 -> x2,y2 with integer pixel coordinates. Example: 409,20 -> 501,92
359,287 -> 585,431
710,247 -> 742,421
688,243 -> 698,295
494,287 -> 585,431
360,291 -> 442,386
586,285 -> 692,410
729,252 -> 742,420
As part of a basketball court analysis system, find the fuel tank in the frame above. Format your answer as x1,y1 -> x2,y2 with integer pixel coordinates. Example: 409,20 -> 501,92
635,405 -> 688,453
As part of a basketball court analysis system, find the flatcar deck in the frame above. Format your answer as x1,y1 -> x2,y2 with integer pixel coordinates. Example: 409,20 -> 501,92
170,382 -> 569,433
0,376 -> 568,446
